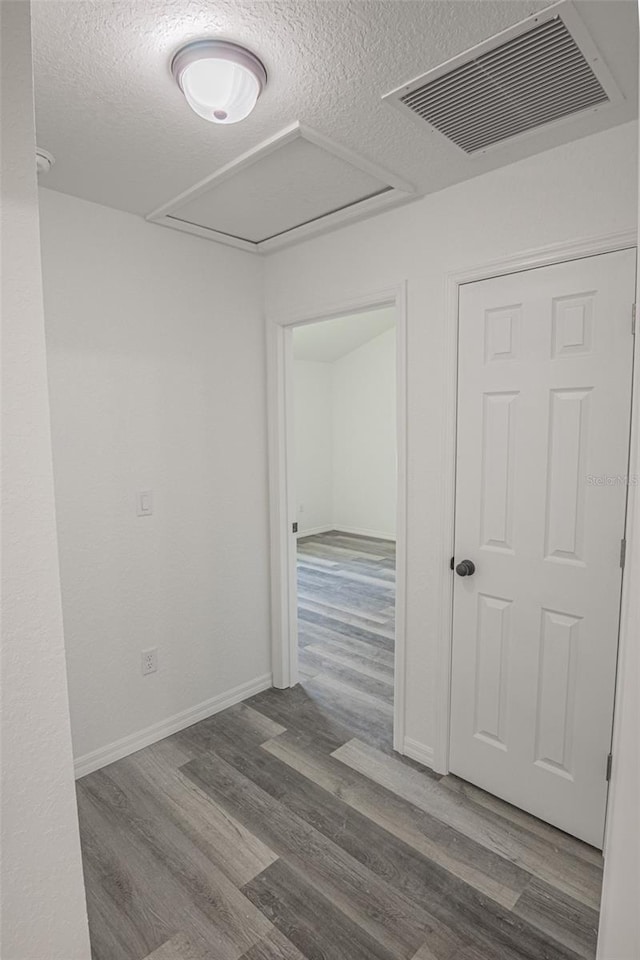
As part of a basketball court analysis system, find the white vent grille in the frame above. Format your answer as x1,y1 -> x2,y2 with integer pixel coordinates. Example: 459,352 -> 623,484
384,4 -> 621,155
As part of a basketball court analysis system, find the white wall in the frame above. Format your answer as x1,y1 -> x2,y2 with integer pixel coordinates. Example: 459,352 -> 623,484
332,327 -> 396,539
293,328 -> 396,539
293,361 -> 334,533
39,188 -> 270,769
0,3 -> 91,957
266,121 -> 639,758
596,110 -> 640,960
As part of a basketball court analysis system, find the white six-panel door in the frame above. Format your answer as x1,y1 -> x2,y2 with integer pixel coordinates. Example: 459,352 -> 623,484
450,249 -> 635,847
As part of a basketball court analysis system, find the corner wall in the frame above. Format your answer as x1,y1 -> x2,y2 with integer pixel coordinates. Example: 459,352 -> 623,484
265,121 -> 639,759
293,327 -> 396,539
38,188 -> 270,770
596,104 -> 640,960
293,360 -> 334,534
0,3 -> 91,956
332,327 -> 396,539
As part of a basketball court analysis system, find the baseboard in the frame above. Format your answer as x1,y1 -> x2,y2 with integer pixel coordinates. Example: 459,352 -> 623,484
331,525 -> 396,542
297,524 -> 396,542
403,736 -> 435,770
296,524 -> 334,538
73,672 -> 273,779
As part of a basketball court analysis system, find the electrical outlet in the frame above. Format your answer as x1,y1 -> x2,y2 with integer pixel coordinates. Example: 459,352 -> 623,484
141,647 -> 157,676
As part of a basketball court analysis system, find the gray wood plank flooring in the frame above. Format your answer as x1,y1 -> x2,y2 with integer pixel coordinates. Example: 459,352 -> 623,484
76,532 -> 603,960
297,531 -> 396,752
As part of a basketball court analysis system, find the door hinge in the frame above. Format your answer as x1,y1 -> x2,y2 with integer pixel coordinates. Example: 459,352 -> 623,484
620,538 -> 627,569
633,303 -> 636,337
606,752 -> 613,782
292,522 -> 298,534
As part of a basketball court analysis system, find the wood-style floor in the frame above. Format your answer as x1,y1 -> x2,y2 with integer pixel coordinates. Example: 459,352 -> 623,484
77,532 -> 603,960
296,531 -> 396,752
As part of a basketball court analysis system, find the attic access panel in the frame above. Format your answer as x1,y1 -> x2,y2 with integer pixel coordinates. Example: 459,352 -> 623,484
383,0 -> 623,156
147,123 -> 414,253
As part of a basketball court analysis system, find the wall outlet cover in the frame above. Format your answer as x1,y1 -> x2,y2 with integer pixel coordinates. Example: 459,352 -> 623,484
141,648 -> 158,675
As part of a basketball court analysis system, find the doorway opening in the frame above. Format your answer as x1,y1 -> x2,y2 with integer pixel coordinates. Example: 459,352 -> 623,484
267,287 -> 407,752
292,308 -> 397,750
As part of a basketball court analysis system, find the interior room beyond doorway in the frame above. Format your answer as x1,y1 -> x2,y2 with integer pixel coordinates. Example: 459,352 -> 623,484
292,309 -> 397,749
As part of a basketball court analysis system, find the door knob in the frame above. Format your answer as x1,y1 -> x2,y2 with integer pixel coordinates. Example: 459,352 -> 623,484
455,559 -> 476,577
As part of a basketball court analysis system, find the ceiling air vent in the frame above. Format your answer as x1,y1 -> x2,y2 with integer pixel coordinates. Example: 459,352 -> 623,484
383,1 -> 622,155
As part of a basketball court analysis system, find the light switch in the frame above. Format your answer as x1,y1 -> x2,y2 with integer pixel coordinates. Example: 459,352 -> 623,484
137,491 -> 153,517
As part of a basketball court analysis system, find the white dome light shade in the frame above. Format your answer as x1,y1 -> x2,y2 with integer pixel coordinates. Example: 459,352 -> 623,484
171,40 -> 267,124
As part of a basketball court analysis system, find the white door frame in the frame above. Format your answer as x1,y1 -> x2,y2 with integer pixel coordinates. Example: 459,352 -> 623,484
434,229 -> 637,776
266,283 -> 408,751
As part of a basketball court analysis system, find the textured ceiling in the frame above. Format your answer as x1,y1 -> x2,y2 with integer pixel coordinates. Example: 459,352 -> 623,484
32,1 -> 638,219
293,308 -> 395,363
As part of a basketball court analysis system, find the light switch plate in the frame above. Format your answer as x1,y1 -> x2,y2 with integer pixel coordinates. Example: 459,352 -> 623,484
137,491 -> 153,517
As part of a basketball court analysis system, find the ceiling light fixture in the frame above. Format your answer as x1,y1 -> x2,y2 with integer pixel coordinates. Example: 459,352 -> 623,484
171,39 -> 267,124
